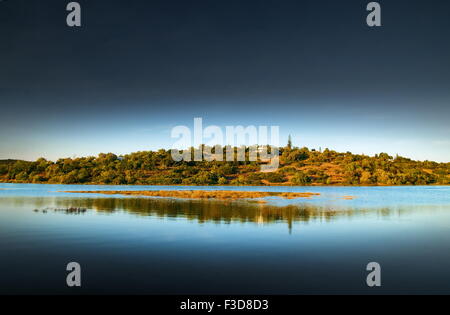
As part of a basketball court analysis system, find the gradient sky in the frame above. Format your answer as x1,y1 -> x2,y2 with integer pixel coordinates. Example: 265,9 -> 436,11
1,0 -> 449,162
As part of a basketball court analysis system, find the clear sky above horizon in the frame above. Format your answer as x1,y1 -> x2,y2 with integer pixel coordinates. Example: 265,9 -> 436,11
1,0 -> 449,162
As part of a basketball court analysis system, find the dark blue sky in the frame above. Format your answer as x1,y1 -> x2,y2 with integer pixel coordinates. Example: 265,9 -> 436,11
1,0 -> 449,161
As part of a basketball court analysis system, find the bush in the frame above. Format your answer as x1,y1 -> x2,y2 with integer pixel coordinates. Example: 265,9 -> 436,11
292,172 -> 311,185
218,177 -> 228,185
263,172 -> 286,183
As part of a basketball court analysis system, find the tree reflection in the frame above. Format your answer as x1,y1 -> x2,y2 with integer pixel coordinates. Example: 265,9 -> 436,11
32,197 -> 395,231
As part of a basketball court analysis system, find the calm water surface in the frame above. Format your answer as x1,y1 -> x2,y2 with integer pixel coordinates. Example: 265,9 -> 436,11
0,183 -> 449,294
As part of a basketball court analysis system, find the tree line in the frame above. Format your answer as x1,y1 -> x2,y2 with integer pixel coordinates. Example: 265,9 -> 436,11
0,146 -> 449,186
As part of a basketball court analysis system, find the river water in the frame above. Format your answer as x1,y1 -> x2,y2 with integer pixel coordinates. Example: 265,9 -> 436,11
0,183 -> 449,294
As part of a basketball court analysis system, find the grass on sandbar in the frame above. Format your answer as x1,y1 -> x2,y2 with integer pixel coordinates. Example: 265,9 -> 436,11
63,190 -> 321,200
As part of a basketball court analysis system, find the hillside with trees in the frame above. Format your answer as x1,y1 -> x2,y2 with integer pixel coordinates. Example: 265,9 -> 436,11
0,146 -> 449,186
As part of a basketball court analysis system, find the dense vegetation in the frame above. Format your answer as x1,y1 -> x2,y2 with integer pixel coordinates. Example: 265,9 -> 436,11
0,146 -> 449,186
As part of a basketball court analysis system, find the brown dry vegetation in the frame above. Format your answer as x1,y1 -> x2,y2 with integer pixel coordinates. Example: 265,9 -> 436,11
63,190 -> 320,200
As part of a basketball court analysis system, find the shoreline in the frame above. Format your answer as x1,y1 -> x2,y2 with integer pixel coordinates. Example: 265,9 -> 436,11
1,181 -> 449,187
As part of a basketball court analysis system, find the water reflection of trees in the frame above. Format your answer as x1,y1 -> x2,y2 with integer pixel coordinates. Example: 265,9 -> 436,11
47,197 -> 388,228
8,195 -> 445,231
